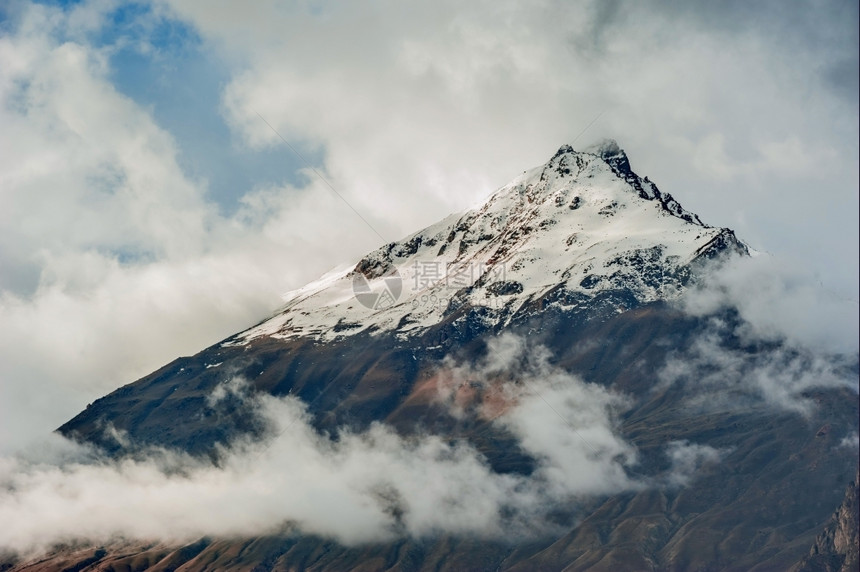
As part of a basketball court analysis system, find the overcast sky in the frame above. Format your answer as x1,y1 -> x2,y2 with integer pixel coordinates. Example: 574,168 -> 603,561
0,0 -> 857,451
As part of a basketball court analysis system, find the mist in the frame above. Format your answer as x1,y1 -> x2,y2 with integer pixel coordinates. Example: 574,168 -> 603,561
658,254 -> 860,416
0,335 -> 730,558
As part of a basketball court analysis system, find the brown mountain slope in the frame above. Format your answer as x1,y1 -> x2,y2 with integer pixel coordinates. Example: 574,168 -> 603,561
4,302 -> 858,571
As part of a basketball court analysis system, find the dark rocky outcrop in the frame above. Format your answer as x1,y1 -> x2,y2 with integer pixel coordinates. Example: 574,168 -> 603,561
794,468 -> 860,572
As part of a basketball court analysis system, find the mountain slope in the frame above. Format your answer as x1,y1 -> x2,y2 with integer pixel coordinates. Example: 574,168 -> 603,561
58,140 -> 750,457
5,142 -> 857,572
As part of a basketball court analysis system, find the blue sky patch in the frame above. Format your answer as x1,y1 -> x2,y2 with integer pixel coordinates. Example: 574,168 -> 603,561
40,0 -> 319,214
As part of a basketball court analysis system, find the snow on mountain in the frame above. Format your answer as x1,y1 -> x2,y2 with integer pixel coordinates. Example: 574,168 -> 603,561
228,141 -> 748,345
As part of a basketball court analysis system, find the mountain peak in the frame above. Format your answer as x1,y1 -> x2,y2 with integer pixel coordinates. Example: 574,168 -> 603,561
538,140 -> 702,227
583,138 -> 632,176
227,143 -> 748,345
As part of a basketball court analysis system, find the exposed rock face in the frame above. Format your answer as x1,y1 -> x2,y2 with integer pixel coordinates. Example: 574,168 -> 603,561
795,468 -> 860,572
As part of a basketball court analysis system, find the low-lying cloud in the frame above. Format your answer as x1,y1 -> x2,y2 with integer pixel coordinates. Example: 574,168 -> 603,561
657,326 -> 857,416
659,254 -> 860,416
682,254 -> 859,354
663,440 -> 731,488
434,334 -> 639,496
0,335 -> 723,558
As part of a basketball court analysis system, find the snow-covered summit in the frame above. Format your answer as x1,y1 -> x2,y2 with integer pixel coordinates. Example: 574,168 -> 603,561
583,138 -> 630,174
228,143 -> 748,345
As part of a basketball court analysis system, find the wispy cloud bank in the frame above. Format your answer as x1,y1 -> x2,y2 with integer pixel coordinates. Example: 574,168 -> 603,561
659,255 -> 859,416
0,387 -> 593,555
682,254 -> 859,354
0,335 -> 728,558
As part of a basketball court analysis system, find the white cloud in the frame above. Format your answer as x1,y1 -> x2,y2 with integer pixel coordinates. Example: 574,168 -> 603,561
157,0 -> 858,299
663,440 -> 729,488
657,321 -> 857,417
656,254 -> 858,419
0,345 -> 629,556
0,1 -> 392,453
681,254 -> 859,354
839,432 -> 859,450
436,334 -> 641,496
1,334 -> 740,558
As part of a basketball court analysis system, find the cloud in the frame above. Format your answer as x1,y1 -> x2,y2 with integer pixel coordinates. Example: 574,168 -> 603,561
839,432 -> 859,450
658,332 -> 857,417
0,334 -> 733,558
681,254 -> 859,354
0,364 -> 566,555
435,334 -> 641,495
0,1 -> 392,454
158,0 -> 858,293
663,440 -> 730,488
659,262 -> 859,417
